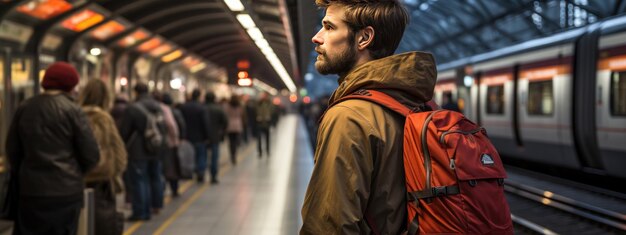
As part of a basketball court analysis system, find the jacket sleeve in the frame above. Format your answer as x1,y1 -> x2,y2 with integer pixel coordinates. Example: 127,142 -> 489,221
301,105 -> 378,235
73,109 -> 101,173
6,106 -> 23,173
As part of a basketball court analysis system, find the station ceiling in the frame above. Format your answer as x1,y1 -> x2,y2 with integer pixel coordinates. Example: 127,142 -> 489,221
397,0 -> 626,64
0,0 -> 304,91
2,0 -> 626,93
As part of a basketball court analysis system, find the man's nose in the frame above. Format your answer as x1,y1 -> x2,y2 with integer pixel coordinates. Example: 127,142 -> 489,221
312,29 -> 323,44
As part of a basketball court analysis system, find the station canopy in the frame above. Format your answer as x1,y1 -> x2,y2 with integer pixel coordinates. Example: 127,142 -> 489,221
396,0 -> 626,64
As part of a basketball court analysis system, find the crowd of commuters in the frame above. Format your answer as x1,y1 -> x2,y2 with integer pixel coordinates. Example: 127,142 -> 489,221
4,61 -> 281,235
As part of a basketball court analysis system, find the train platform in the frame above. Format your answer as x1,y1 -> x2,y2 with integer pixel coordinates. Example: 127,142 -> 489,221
0,114 -> 314,235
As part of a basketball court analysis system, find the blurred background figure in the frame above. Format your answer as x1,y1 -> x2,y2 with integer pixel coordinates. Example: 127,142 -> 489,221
119,83 -> 165,221
255,92 -> 273,158
224,95 -> 244,165
179,89 -> 211,183
79,79 -> 128,235
154,92 -> 181,197
441,92 -> 460,112
204,91 -> 228,184
162,93 -> 187,196
6,62 -> 100,235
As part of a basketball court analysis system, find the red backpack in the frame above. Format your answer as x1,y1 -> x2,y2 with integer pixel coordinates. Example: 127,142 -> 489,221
340,90 -> 513,235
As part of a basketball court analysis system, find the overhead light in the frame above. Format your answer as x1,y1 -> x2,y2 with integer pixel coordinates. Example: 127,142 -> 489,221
162,50 -> 182,63
253,78 -> 278,95
236,14 -> 256,29
238,77 -> 252,86
224,0 -> 244,11
89,48 -> 101,56
191,62 -> 206,73
254,39 -> 270,49
120,77 -> 128,86
229,0 -> 297,93
246,27 -> 263,41
170,78 -> 182,89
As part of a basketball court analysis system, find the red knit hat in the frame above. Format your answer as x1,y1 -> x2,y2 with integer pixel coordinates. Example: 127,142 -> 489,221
41,62 -> 79,92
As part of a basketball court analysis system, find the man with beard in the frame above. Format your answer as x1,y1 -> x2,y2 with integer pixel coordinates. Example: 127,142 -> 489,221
300,0 -> 436,234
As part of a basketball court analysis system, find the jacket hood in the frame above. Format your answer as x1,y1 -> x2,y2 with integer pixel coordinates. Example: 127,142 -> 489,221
328,51 -> 437,108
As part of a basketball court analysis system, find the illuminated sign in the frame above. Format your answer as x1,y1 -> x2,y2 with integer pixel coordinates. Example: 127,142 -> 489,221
162,50 -> 182,63
137,38 -> 162,53
118,29 -> 149,47
61,9 -> 104,32
150,44 -> 173,57
182,56 -> 201,68
17,0 -> 72,20
238,71 -> 248,79
91,20 -> 126,41
238,77 -> 252,86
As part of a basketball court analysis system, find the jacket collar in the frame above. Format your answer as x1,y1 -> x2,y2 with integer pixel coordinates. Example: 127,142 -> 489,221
328,51 -> 437,108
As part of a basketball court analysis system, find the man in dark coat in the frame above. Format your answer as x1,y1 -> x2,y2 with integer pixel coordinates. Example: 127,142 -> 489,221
6,62 -> 100,235
119,83 -> 166,220
204,91 -> 228,184
179,89 -> 211,182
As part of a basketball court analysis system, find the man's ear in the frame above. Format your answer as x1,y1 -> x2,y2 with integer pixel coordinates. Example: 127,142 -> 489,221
357,26 -> 375,50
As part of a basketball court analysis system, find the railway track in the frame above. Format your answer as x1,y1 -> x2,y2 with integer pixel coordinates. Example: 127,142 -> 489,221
505,178 -> 626,235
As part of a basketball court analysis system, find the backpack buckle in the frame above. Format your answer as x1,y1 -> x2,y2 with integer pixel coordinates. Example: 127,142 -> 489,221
432,186 -> 447,197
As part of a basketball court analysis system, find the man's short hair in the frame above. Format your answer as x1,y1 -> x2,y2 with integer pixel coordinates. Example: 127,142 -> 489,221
316,0 -> 409,59
134,82 -> 148,94
191,89 -> 201,101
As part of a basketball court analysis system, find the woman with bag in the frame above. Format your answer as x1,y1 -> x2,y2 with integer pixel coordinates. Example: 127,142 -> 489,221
79,79 -> 128,235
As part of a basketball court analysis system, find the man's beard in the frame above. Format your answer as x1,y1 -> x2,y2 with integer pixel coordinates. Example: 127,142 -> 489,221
315,44 -> 357,75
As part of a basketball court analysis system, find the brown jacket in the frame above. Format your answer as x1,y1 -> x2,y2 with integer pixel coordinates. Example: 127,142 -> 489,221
301,52 -> 437,234
83,106 -> 128,193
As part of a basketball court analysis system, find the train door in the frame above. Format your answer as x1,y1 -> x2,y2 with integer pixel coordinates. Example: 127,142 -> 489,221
517,54 -> 579,168
596,32 -> 626,178
478,72 -> 517,157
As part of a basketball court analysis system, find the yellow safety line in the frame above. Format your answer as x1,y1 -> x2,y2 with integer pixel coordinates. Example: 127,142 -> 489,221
122,222 -> 143,235
122,180 -> 194,235
153,183 -> 210,235
151,145 -> 254,234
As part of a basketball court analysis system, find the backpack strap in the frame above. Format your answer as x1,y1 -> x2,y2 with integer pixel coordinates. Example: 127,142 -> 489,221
332,89 -> 416,116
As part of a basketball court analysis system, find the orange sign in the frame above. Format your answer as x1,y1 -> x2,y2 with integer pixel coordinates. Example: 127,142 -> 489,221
598,55 -> 626,71
150,44 -> 173,57
237,60 -> 250,69
91,20 -> 125,41
237,71 -> 249,79
182,56 -> 201,68
61,9 -> 104,32
118,29 -> 149,47
137,38 -> 162,52
17,0 -> 72,20
161,50 -> 182,63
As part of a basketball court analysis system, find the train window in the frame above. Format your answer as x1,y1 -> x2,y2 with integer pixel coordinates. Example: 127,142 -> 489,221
611,71 -> 626,116
527,80 -> 554,116
486,85 -> 504,115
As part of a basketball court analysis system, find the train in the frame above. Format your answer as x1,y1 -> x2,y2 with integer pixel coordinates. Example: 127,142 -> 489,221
432,15 -> 626,179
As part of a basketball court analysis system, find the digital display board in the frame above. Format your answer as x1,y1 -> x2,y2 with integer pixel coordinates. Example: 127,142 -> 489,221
61,9 -> 104,32
91,20 -> 125,41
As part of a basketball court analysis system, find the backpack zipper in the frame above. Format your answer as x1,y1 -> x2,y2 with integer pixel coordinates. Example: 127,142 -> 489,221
439,127 -> 484,146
